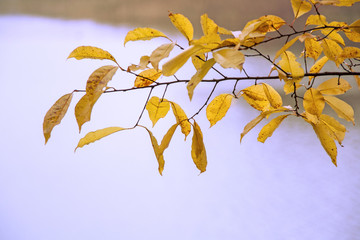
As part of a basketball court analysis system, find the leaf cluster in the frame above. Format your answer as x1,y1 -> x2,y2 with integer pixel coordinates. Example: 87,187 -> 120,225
43,0 -> 360,174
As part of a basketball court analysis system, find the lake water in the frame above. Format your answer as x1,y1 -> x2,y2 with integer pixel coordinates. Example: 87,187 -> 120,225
0,15 -> 360,240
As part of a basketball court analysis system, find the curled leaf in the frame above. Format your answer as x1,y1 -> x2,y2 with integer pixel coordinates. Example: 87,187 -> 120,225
124,28 -> 169,45
146,96 -> 171,127
75,127 -> 129,151
159,123 -> 179,153
67,46 -> 117,63
262,83 -> 283,109
43,93 -> 73,144
191,120 -> 207,173
170,101 -> 191,139
206,94 -> 233,127
240,113 -> 266,143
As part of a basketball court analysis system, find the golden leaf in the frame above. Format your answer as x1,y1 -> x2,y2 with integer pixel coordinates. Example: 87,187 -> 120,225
75,127 -> 129,151
309,56 -> 329,82
258,15 -> 286,32
324,95 -> 355,125
86,65 -> 118,94
170,101 -> 191,139
134,69 -> 162,88
187,58 -> 216,100
311,120 -> 338,166
191,53 -> 206,71
345,19 -> 360,42
43,93 -> 73,144
262,83 -> 283,109
240,113 -> 266,142
355,75 -> 360,90
274,37 -> 299,60
321,39 -> 343,66
200,14 -> 218,36
339,46 -> 360,59
279,51 -> 304,80
316,0 -> 360,6
213,48 -> 245,70
190,33 -> 221,49
291,0 -> 312,18
305,14 -> 327,26
319,114 -> 346,145
257,114 -> 290,143
162,45 -> 204,76
124,28 -> 169,45
206,94 -> 233,127
169,12 -> 194,43
191,120 -> 207,173
150,42 -> 175,70
141,126 -> 165,175
317,77 -> 351,95
303,88 -> 325,116
67,46 -> 117,63
321,28 -> 345,46
75,66 -> 118,132
304,38 -> 323,61
241,84 -> 271,111
146,96 -> 171,127
159,123 -> 179,154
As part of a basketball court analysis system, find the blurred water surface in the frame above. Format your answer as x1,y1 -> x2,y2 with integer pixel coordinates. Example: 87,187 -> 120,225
0,6 -> 360,240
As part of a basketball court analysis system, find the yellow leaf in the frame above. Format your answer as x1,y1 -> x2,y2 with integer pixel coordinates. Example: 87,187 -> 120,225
169,12 -> 194,43
309,56 -> 329,81
75,66 -> 118,132
241,84 -> 272,111
150,42 -> 176,70
345,19 -> 360,42
279,51 -> 305,79
319,114 -> 346,145
170,101 -> 191,139
191,120 -> 207,173
240,113 -> 266,142
274,37 -> 299,60
258,15 -> 286,32
75,127 -> 129,151
262,83 -> 283,109
201,14 -> 218,36
316,0 -> 360,6
324,95 -> 355,124
257,114 -> 290,143
304,38 -> 323,61
306,14 -> 327,26
191,53 -> 206,71
67,46 -> 117,63
213,48 -> 245,70
86,65 -> 118,94
339,46 -> 360,59
127,55 -> 150,72
355,75 -> 360,90
303,88 -> 325,116
43,93 -> 73,144
291,0 -> 312,18
124,28 -> 169,46
141,126 -> 165,175
317,77 -> 351,95
162,45 -> 204,76
238,19 -> 268,46
321,28 -> 345,46
190,33 -> 221,49
159,123 -> 179,153
146,96 -> 171,127
187,58 -> 216,100
134,69 -> 162,88
321,39 -> 343,66
218,27 -> 233,35
311,121 -> 338,166
206,94 -> 233,127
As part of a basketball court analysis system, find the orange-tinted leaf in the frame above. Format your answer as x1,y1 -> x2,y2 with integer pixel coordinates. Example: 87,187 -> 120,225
134,69 -> 162,88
